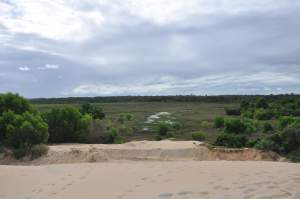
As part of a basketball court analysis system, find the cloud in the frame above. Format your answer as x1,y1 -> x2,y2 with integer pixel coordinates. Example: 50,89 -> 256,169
38,64 -> 60,70
18,66 -> 30,71
0,0 -> 300,97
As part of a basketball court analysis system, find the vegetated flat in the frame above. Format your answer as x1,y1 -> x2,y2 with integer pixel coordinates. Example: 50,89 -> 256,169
1,161 -> 299,199
34,102 -> 238,142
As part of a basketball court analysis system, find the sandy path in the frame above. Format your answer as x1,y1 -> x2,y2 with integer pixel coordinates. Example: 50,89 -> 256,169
1,161 -> 299,199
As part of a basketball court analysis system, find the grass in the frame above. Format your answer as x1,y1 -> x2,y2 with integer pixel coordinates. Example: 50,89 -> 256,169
34,102 -> 238,143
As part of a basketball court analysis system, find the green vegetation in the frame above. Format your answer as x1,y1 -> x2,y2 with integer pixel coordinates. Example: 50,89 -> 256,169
191,131 -> 207,141
1,92 -> 300,162
31,144 -> 49,159
0,93 -> 49,158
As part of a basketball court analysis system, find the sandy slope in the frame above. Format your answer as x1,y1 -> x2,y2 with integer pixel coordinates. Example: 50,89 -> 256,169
0,161 -> 300,199
0,140 -> 280,165
0,141 -> 299,199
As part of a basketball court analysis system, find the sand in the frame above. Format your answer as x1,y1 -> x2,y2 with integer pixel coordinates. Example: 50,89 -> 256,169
0,141 -> 299,199
0,161 -> 300,199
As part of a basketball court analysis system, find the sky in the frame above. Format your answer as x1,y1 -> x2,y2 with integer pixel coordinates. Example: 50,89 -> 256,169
0,0 -> 300,98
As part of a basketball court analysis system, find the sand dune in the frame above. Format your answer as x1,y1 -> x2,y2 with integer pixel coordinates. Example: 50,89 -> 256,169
0,140 -> 281,165
1,161 -> 300,199
1,141 -> 299,199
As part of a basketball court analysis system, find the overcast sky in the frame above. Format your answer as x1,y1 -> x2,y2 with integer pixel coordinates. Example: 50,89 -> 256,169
0,0 -> 300,98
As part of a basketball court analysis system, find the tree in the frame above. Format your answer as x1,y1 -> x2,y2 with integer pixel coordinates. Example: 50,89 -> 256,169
0,93 -> 32,114
42,106 -> 92,143
80,103 -> 105,120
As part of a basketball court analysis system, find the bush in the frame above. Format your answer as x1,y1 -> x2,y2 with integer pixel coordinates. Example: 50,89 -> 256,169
155,122 -> 170,136
80,103 -> 105,120
241,110 -> 254,119
263,122 -> 273,133
254,138 -> 280,152
31,144 -> 49,159
214,117 -> 224,128
224,118 -> 247,134
225,108 -> 241,116
13,147 -> 27,159
280,123 -> 300,153
42,106 -> 92,143
256,98 -> 269,109
200,121 -> 211,128
0,93 -> 32,115
254,109 -> 273,120
215,133 -> 248,148
278,116 -> 295,129
287,149 -> 300,162
191,131 -> 207,141
3,111 -> 49,149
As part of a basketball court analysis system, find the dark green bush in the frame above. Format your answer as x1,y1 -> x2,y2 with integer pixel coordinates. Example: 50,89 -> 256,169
191,131 -> 207,141
31,144 -> 49,159
214,117 -> 224,128
13,147 -> 28,159
254,138 -> 281,152
256,98 -> 269,109
263,122 -> 273,133
42,107 -> 92,143
215,133 -> 248,148
287,149 -> 300,162
80,103 -> 105,120
280,123 -> 300,153
278,116 -> 295,129
224,118 -> 247,134
0,93 -> 32,115
225,108 -> 241,116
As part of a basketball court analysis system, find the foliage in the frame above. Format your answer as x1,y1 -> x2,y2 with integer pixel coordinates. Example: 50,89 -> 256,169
0,93 -> 33,115
80,103 -> 105,120
280,123 -> 300,153
214,117 -> 224,128
31,144 -> 49,159
42,106 -> 92,143
224,118 -> 247,134
225,108 -> 241,116
256,98 -> 269,109
254,109 -> 274,120
287,149 -> 300,162
262,122 -> 273,133
215,133 -> 248,148
191,131 -> 207,141
155,122 -> 170,136
200,121 -> 211,128
278,116 -> 295,129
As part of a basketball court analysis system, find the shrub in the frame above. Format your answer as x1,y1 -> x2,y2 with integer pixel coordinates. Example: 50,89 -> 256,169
80,103 -> 105,120
4,111 -> 49,149
287,149 -> 300,162
191,131 -> 207,141
254,138 -> 280,152
224,118 -> 247,134
109,128 -> 122,144
155,122 -> 170,136
200,121 -> 211,128
263,122 -> 273,133
42,107 -> 92,143
256,98 -> 269,109
254,109 -> 273,120
278,116 -> 295,129
280,123 -> 300,153
243,119 -> 257,134
215,133 -> 248,148
31,144 -> 49,159
214,117 -> 224,128
0,93 -> 32,115
225,108 -> 241,116
13,147 -> 27,159
241,110 -> 254,119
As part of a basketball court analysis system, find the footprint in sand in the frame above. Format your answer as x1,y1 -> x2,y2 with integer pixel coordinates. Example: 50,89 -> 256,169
159,193 -> 173,198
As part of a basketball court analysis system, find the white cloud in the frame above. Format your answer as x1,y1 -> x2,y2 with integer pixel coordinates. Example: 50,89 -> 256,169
38,64 -> 60,70
67,72 -> 300,96
18,66 -> 30,71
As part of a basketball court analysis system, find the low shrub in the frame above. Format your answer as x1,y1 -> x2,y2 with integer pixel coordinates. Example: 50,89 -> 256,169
155,122 -> 170,136
13,147 -> 28,159
263,122 -> 273,133
214,117 -> 224,128
254,109 -> 273,120
225,108 -> 241,116
278,116 -> 295,129
287,149 -> 300,162
224,118 -> 247,134
31,144 -> 49,159
214,133 -> 248,148
191,131 -> 207,141
200,121 -> 211,128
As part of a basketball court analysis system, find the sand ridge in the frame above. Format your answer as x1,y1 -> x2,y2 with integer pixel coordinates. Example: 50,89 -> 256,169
0,140 -> 281,165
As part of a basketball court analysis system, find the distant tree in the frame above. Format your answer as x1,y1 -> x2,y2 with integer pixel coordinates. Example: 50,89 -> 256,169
80,103 -> 105,120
